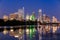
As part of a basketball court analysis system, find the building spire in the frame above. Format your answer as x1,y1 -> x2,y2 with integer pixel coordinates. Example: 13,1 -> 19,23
23,7 -> 24,19
23,7 -> 24,10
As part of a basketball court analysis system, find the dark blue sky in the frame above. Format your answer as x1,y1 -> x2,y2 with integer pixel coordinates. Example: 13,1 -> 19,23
0,0 -> 60,20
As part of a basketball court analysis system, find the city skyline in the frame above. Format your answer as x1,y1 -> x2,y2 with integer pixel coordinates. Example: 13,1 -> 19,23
0,0 -> 60,20
0,0 -> 60,40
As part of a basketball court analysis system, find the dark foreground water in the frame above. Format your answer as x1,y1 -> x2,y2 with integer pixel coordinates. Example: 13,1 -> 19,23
42,33 -> 60,40
0,32 -> 60,40
0,32 -> 18,40
0,26 -> 60,40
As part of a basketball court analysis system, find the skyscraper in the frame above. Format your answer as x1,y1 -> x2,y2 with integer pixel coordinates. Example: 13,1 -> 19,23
52,16 -> 58,33
38,9 -> 43,40
26,14 -> 30,21
43,14 -> 50,23
38,9 -> 43,23
18,7 -> 24,20
9,13 -> 17,20
30,12 -> 36,21
29,12 -> 36,40
52,16 -> 58,23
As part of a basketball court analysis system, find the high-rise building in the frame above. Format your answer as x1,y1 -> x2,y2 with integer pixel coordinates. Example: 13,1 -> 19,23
52,16 -> 58,33
14,12 -> 19,20
43,14 -> 46,22
43,14 -> 50,23
9,13 -> 18,20
38,9 -> 43,23
42,14 -> 51,33
3,27 -> 8,35
26,14 -> 30,21
52,16 -> 58,23
18,7 -> 24,20
30,12 -> 36,21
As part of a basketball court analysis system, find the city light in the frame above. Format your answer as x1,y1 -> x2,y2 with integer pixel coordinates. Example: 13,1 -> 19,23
10,29 -> 14,32
26,14 -> 30,21
3,15 -> 8,22
14,35 -> 19,38
1,7 -> 60,40
26,29 -> 29,34
30,12 -> 35,21
38,9 -> 42,12
19,29 -> 23,34
3,29 -> 8,35
52,16 -> 58,23
52,27 -> 57,33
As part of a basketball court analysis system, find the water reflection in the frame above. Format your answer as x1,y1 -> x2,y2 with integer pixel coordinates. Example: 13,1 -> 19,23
0,25 -> 60,40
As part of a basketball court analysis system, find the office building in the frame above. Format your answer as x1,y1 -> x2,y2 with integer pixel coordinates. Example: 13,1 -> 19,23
3,15 -> 8,22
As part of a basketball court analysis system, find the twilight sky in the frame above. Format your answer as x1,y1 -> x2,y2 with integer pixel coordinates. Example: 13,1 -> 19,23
0,0 -> 60,20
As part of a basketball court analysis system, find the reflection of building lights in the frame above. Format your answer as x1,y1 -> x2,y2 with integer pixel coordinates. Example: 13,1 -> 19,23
9,28 -> 14,36
29,28 -> 36,35
3,29 -> 8,35
9,31 -> 14,36
53,27 -> 57,33
19,31 -> 22,34
33,28 -> 36,32
26,29 -> 29,34
45,26 -> 50,32
10,29 -> 14,32
14,35 -> 19,38
19,29 -> 22,34
10,27 -> 14,31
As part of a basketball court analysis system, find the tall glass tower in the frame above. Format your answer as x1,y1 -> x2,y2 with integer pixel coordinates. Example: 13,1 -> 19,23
18,7 -> 24,20
29,12 -> 36,40
38,9 -> 43,23
30,12 -> 35,21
